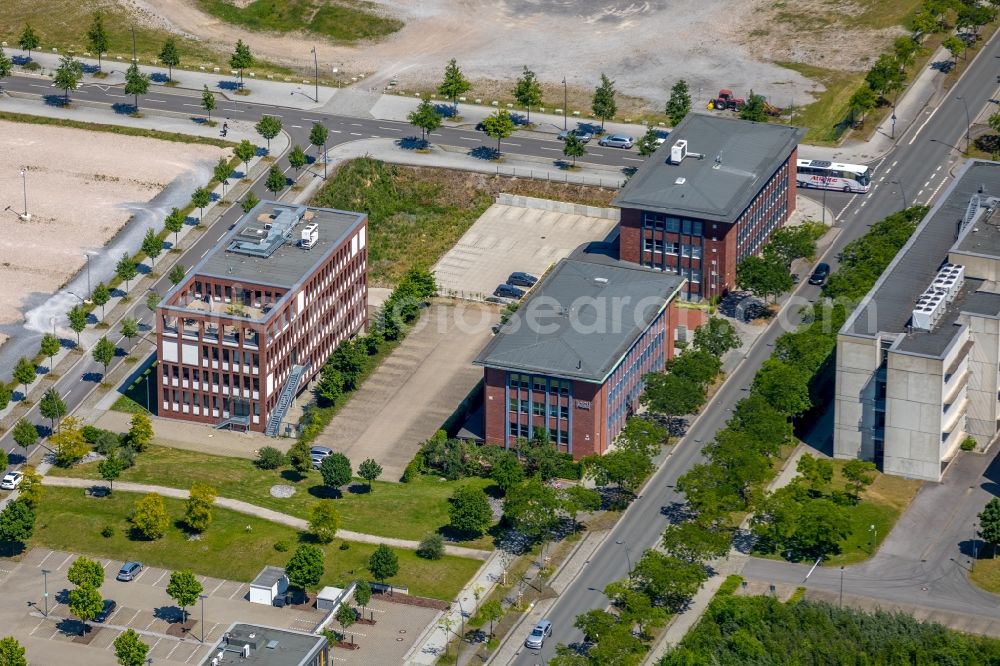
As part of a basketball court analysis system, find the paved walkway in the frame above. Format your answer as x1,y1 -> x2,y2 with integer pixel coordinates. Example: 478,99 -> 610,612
40,476 -> 491,560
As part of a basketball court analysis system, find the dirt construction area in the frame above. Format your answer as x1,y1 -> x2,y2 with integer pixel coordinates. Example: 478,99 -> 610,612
123,0 -> 910,111
0,547 -> 440,665
0,121 -> 225,346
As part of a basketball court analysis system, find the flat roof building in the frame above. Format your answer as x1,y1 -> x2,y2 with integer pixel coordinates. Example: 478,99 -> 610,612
200,623 -> 328,666
835,160 -> 1000,481
156,201 -> 367,435
475,252 -> 686,458
614,114 -> 804,301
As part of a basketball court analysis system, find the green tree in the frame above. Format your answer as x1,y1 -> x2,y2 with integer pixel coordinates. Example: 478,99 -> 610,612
669,348 -> 722,387
562,132 -> 586,165
91,282 -> 111,319
0,636 -> 26,666
164,207 -> 185,246
309,501 -> 340,543
255,115 -> 282,153
574,608 -> 618,643
640,371 -> 704,425
86,13 -> 110,72
417,533 -> 444,560
328,340 -> 367,390
114,628 -> 149,666
449,485 -> 493,536
92,336 -> 115,375
979,498 -> 1000,557
739,92 -> 767,122
141,228 -> 162,266
335,602 -> 356,639
229,39 -> 253,89
191,187 -> 211,222
166,570 -> 203,623
753,358 -> 811,416
241,191 -> 260,214
561,484 -> 601,529
68,584 -> 104,634
848,85 -> 878,127
67,305 -> 87,346
286,544 -> 325,592
201,85 -> 216,121
18,24 -> 40,59
127,411 -> 154,451
694,317 -> 741,357
131,492 -> 169,540
796,454 -> 833,494
98,452 -> 124,493
513,66 -> 543,123
736,254 -> 792,302
145,290 -> 161,314
438,58 -> 471,112
665,79 -> 692,126
631,550 -> 707,611
320,452 -> 352,492
315,366 -> 344,407
490,450 -> 524,494
288,440 -> 312,473
591,73 -> 617,129
124,62 -> 150,111
17,467 -> 43,510
265,164 -> 286,196
121,317 -> 139,345
0,500 -> 35,548
893,36 -> 919,70
637,126 -> 659,157
616,416 -> 667,459
13,357 -> 36,398
765,224 -> 821,267
234,139 -> 256,176
40,332 -> 61,370
168,263 -> 186,286
407,98 -> 442,142
158,38 -> 180,82
358,458 -> 382,491
68,556 -> 104,589
842,459 -> 877,500
12,419 -> 38,457
116,253 -> 138,290
587,448 -> 652,493
184,483 -> 217,532
309,122 -> 329,178
354,579 -> 372,618
482,109 -> 515,155
503,477 -> 561,542
0,47 -> 12,89
480,599 -> 503,637
39,388 -> 66,431
368,544 -> 399,588
51,417 -> 89,467
865,54 -> 905,100
605,580 -> 667,636
288,144 -> 307,174
661,521 -> 731,564
943,35 -> 964,63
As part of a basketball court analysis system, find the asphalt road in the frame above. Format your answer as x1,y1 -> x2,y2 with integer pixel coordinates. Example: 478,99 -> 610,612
509,29 -> 1000,666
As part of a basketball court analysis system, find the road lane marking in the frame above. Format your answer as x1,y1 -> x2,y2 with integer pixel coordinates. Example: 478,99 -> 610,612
349,132 -> 363,136
379,126 -> 402,132
891,160 -> 898,167
144,98 -> 166,104
540,147 -> 561,152
291,124 -> 302,128
350,123 -> 362,126
908,108 -> 937,145
330,129 -> 342,133
506,142 -> 522,147
460,137 -> 479,141
263,113 -> 283,118
182,103 -> 201,108
623,157 -> 644,162
303,117 -> 321,122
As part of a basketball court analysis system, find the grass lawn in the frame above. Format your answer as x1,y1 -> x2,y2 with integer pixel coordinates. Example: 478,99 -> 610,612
778,62 -> 866,145
49,444 -> 496,548
0,112 -> 235,149
28,487 -> 479,600
195,0 -> 402,42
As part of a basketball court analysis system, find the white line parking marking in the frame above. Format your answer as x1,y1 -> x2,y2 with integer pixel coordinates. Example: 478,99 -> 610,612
38,550 -> 55,567
153,570 -> 169,586
57,554 -> 73,570
209,580 -> 226,596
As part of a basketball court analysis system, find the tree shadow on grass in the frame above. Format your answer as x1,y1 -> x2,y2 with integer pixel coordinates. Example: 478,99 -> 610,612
280,469 -> 309,484
307,484 -> 342,499
346,483 -> 370,495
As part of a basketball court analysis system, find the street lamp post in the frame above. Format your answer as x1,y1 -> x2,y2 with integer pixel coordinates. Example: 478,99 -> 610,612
615,539 -> 632,571
956,96 -> 972,153
311,46 -> 319,103
839,566 -> 844,607
973,521 -> 979,566
42,569 -> 51,617
199,594 -> 208,643
869,524 -> 877,554
129,26 -> 137,64
821,185 -> 827,226
20,168 -> 28,220
890,107 -> 897,140
85,253 -> 91,296
562,77 -> 567,131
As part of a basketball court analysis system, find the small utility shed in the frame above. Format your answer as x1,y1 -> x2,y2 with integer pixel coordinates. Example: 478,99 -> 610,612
249,566 -> 288,606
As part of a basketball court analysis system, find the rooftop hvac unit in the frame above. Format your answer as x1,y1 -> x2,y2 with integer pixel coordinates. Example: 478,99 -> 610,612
669,139 -> 688,164
300,223 -> 319,249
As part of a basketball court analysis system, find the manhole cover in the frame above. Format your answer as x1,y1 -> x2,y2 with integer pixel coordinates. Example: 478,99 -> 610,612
270,485 -> 295,498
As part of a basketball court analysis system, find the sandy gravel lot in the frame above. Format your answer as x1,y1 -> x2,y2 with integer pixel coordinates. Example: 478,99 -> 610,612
123,0 -> 904,111
0,121 -> 226,342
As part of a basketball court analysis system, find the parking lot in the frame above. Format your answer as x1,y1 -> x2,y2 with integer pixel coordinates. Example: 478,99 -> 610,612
434,196 -> 618,301
0,547 -> 440,665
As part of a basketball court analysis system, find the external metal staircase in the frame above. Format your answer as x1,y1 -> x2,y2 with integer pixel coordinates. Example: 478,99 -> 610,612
265,363 -> 309,437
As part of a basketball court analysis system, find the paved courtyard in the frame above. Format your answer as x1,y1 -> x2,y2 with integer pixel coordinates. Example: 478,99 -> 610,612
312,301 -> 498,481
0,547 -> 439,665
434,198 -> 618,300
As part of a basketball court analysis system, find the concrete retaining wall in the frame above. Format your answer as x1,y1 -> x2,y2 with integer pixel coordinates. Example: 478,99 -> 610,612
496,193 -> 620,221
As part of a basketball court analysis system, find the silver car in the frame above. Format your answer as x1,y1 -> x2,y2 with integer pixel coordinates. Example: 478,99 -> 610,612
557,129 -> 594,143
599,134 -> 634,149
524,619 -> 552,649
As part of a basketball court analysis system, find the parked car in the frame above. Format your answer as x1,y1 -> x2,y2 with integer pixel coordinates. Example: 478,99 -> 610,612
116,561 -> 143,582
507,271 -> 538,287
598,134 -> 634,149
94,599 -> 117,623
0,471 -> 23,490
808,262 -> 831,285
494,283 -> 526,300
310,446 -> 333,469
557,128 -> 593,143
524,619 -> 553,649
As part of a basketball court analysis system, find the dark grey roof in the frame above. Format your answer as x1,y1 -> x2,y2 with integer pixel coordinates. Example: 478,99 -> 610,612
847,161 -> 1000,341
612,114 -> 804,223
250,566 -> 286,588
474,256 -> 685,382
201,623 -> 325,666
197,201 -> 364,289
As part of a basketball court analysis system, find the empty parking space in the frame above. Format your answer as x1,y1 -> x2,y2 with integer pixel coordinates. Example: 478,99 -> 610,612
434,199 -> 618,300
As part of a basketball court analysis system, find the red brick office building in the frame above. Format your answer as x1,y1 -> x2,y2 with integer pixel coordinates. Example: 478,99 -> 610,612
475,254 -> 686,459
614,115 -> 805,301
156,201 -> 367,435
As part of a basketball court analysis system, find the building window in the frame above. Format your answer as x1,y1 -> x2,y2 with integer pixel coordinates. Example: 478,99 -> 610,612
533,401 -> 545,416
533,377 -> 546,392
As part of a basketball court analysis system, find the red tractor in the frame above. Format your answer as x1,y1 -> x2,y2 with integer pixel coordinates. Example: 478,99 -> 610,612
713,89 -> 744,111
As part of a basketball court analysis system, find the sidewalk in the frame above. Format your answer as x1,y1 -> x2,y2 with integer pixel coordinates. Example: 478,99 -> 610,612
40,476 -> 491,560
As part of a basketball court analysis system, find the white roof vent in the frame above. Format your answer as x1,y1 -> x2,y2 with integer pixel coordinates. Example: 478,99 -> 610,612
675,177 -> 686,185
594,277 -> 609,284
